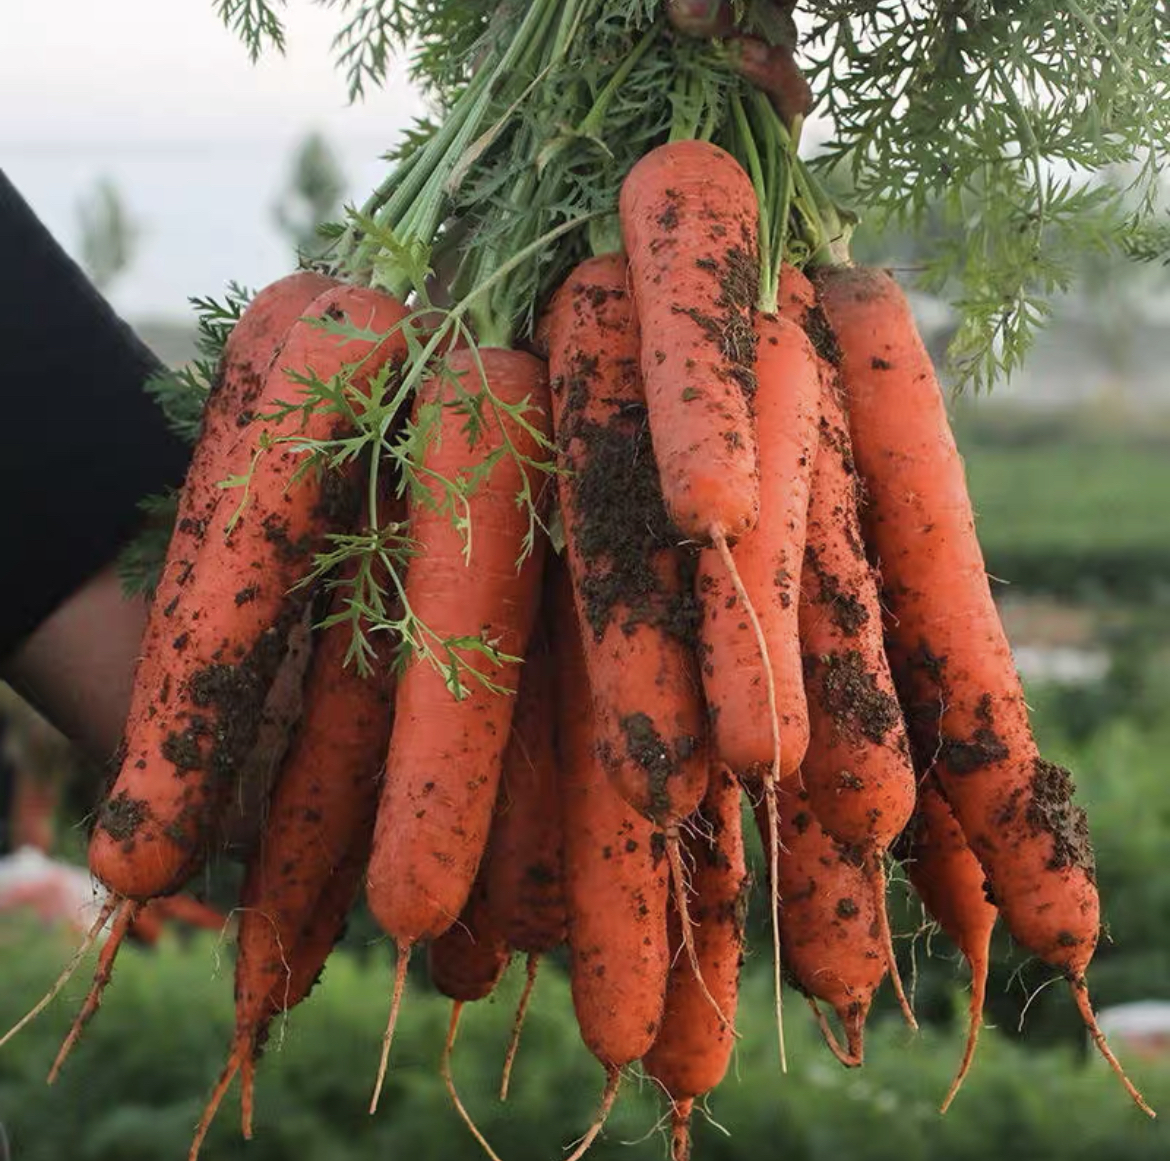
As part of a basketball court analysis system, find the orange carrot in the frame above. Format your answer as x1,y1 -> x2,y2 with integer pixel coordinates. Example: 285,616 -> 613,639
483,624 -> 566,956
755,776 -> 887,1065
481,620 -> 566,1097
127,272 -> 337,810
643,764 -> 748,1161
366,346 -> 551,1106
818,265 -> 1151,1114
188,592 -> 392,1156
555,559 -> 668,1146
546,253 -> 708,829
695,309 -> 817,779
546,253 -> 719,1027
903,774 -> 997,1112
619,139 -> 760,542
91,283 -> 408,904
798,369 -> 917,1026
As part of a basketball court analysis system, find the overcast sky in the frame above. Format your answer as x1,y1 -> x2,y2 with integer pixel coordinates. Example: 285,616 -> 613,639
2,0 -> 428,318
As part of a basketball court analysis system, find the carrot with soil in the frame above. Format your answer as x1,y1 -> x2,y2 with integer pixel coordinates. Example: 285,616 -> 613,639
365,346 -> 552,1111
481,623 -> 567,1098
754,776 -> 888,1066
901,773 -> 997,1112
545,253 -> 718,1024
643,764 -> 748,1161
818,263 -> 1152,1114
797,367 -> 917,1028
90,282 -> 409,904
554,561 -> 669,1159
619,138 -> 760,542
187,587 -> 393,1157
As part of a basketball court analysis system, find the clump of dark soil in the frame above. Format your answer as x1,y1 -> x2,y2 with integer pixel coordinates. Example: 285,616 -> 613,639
1027,757 -> 1096,881
810,650 -> 901,745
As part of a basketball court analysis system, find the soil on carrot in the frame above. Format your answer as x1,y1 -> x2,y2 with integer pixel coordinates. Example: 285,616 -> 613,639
808,650 -> 901,746
677,245 -> 759,398
803,305 -> 843,366
560,357 -> 699,645
96,791 -> 148,846
186,602 -> 302,785
618,712 -> 698,824
1027,758 -> 1096,881
940,693 -> 1011,775
803,545 -> 869,636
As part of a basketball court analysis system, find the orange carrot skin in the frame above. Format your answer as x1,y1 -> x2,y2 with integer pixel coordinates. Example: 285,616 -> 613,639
905,774 -> 997,973
798,374 -> 915,853
483,624 -> 567,954
620,139 -> 761,540
547,253 -> 708,827
696,311 -> 818,778
90,285 -> 409,901
366,348 -> 552,946
817,266 -> 1099,976
124,271 -> 336,818
234,605 -> 392,1037
643,764 -> 747,1101
757,776 -> 886,1060
428,875 -> 512,1004
555,564 -> 670,1069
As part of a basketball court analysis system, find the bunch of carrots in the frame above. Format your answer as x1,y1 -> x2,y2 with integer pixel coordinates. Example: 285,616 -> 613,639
3,9 -> 1157,1158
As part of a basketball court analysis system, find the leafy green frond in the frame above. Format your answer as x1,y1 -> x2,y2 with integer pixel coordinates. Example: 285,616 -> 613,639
214,0 -> 286,61
805,0 -> 1170,388
116,491 -> 179,597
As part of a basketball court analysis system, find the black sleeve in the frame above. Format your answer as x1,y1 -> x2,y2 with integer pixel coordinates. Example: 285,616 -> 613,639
0,169 -> 191,660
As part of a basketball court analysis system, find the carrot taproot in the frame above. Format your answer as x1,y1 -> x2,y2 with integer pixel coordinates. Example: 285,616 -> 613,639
90,283 -> 409,904
619,139 -> 760,542
817,264 -> 1152,1114
366,346 -> 551,1109
546,253 -> 719,1026
643,764 -> 748,1161
188,591 -> 392,1157
754,776 -> 887,1065
902,773 -> 997,1112
798,369 -> 917,1027
554,558 -> 668,1151
429,868 -> 513,1159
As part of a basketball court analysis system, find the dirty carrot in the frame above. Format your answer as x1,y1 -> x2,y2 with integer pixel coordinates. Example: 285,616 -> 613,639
554,559 -> 668,1154
366,346 -> 551,1107
90,283 -> 409,903
619,138 -> 761,543
798,368 -> 917,1028
643,764 -> 748,1161
902,773 -> 997,1112
755,776 -> 887,1065
818,264 -> 1152,1115
189,590 -> 392,1157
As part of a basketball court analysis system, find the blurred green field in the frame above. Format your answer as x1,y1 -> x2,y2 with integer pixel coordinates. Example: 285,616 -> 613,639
955,406 -> 1170,597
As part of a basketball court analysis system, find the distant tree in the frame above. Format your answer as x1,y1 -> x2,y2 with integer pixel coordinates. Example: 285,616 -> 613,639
273,131 -> 347,259
77,178 -> 140,293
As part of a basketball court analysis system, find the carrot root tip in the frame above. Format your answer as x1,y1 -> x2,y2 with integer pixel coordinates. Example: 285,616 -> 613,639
369,940 -> 412,1116
1071,980 -> 1155,1118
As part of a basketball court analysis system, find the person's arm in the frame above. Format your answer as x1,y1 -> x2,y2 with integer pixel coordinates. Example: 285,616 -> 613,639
2,564 -> 148,759
0,169 -> 190,759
